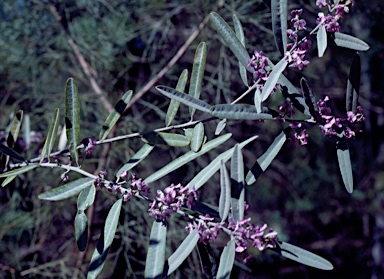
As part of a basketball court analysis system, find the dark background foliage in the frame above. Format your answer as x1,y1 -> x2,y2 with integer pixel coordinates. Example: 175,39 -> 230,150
0,0 -> 383,278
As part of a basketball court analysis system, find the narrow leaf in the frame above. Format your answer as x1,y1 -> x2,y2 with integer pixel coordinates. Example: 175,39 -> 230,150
333,32 -> 370,51
254,87 -> 262,114
231,144 -> 245,222
116,144 -> 155,178
87,199 -> 122,279
166,69 -> 188,126
300,78 -> 323,123
156,86 -> 211,113
0,143 -> 25,162
210,12 -> 254,73
0,164 -> 39,178
317,25 -> 327,57
38,177 -> 94,201
77,185 -> 96,211
189,135 -> 258,190
271,0 -> 288,55
145,220 -> 167,279
246,129 -> 289,185
190,122 -> 205,152
65,78 -> 81,166
75,211 -> 88,252
99,90 -> 133,140
233,14 -> 248,87
336,135 -> 353,193
5,110 -> 23,166
23,114 -> 31,150
189,42 -> 207,117
40,108 -> 60,163
210,104 -> 274,120
197,243 -> 218,279
219,160 -> 231,221
1,175 -> 17,187
165,230 -> 199,276
346,52 -> 361,113
216,240 -> 236,279
144,133 -> 232,184
272,241 -> 333,270
261,58 -> 288,102
215,119 -> 227,135
142,132 -> 190,147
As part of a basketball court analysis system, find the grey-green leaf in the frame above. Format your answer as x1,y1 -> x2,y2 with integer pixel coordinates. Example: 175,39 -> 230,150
145,220 -> 167,279
40,108 -> 60,163
142,132 -> 190,147
219,160 -> 231,221
231,144 -> 245,222
189,42 -> 207,118
75,211 -> 88,252
87,199 -> 122,279
333,32 -> 370,51
317,25 -> 327,57
210,104 -> 274,120
188,135 -> 258,190
215,119 -> 227,135
271,0 -> 288,55
233,14 -> 248,87
38,177 -> 94,201
165,230 -> 199,276
210,12 -> 254,73
216,240 -> 236,279
272,241 -> 333,270
336,135 -> 353,193
99,90 -> 133,141
0,143 -> 25,162
346,52 -> 361,113
0,164 -> 39,179
1,175 -> 17,187
77,185 -> 96,211
156,86 -> 211,113
190,122 -> 205,152
65,78 -> 81,166
261,58 -> 288,102
254,87 -> 262,114
166,69 -> 188,126
116,144 -> 155,178
144,133 -> 232,184
246,129 -> 288,185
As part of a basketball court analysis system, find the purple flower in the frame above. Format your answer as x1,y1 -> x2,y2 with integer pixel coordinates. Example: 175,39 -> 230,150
80,137 -> 97,155
316,0 -> 327,8
294,19 -> 307,31
278,101 -> 295,118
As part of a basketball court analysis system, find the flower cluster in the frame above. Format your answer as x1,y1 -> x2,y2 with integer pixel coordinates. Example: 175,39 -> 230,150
278,101 -> 295,118
317,96 -> 365,138
227,217 -> 278,253
316,0 -> 353,32
247,50 -> 269,83
186,214 -> 221,244
80,137 -> 97,155
148,183 -> 197,220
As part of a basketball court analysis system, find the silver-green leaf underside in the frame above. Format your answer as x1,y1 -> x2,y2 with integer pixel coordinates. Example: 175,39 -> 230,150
99,90 -> 133,141
334,32 -> 370,51
145,220 -> 167,279
231,144 -> 245,222
38,177 -> 94,201
141,132 -> 190,147
190,122 -> 205,152
116,144 -> 155,178
216,240 -> 236,279
219,160 -> 231,221
215,119 -> 227,135
166,69 -> 188,126
189,42 -> 207,117
317,25 -> 327,57
261,58 -> 288,102
75,211 -> 88,252
233,14 -> 248,87
77,185 -> 96,211
336,135 -> 353,193
271,0 -> 288,55
346,52 -> 360,113
0,164 -> 39,179
210,104 -> 274,120
40,108 -> 60,163
5,110 -> 23,166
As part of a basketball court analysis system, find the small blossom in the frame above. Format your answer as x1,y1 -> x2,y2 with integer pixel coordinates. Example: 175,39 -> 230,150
278,101 -> 295,118
80,137 -> 97,155
316,0 -> 327,8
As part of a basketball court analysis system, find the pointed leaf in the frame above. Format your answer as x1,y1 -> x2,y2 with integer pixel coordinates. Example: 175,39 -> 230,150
40,108 -> 60,163
210,12 -> 254,73
166,70 -> 188,126
189,135 -> 258,190
38,177 -> 94,201
99,90 -> 133,140
77,185 -> 96,211
116,144 -> 155,178
196,243 -> 218,279
156,86 -> 211,113
0,164 -> 39,178
144,133 -> 232,184
246,129 -> 289,185
346,53 -> 361,113
210,104 -> 274,120
219,160 -> 231,221
23,114 -> 31,150
165,230 -> 199,276
261,58 -> 288,102
272,241 -> 333,270
75,211 -> 88,252
216,240 -> 236,279
336,135 -> 353,193
271,0 -> 288,55
233,14 -> 248,87
333,32 -> 370,51
142,132 -> 190,147
215,119 -> 227,135
317,25 -> 327,57
1,175 -> 17,187
300,78 -> 323,123
231,144 -> 245,222
190,122 -> 205,152
145,220 -> 167,279
0,143 -> 25,162
189,42 -> 207,117
254,87 -> 262,114
65,78 -> 81,166
87,198 -> 122,279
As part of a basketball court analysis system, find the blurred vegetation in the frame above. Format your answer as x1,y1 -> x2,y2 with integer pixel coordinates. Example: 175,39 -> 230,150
0,0 -> 383,278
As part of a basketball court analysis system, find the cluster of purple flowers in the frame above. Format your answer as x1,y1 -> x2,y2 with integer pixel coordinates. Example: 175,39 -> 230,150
247,50 -> 269,83
316,0 -> 353,32
317,96 -> 364,138
186,214 -> 221,244
148,183 -> 197,220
